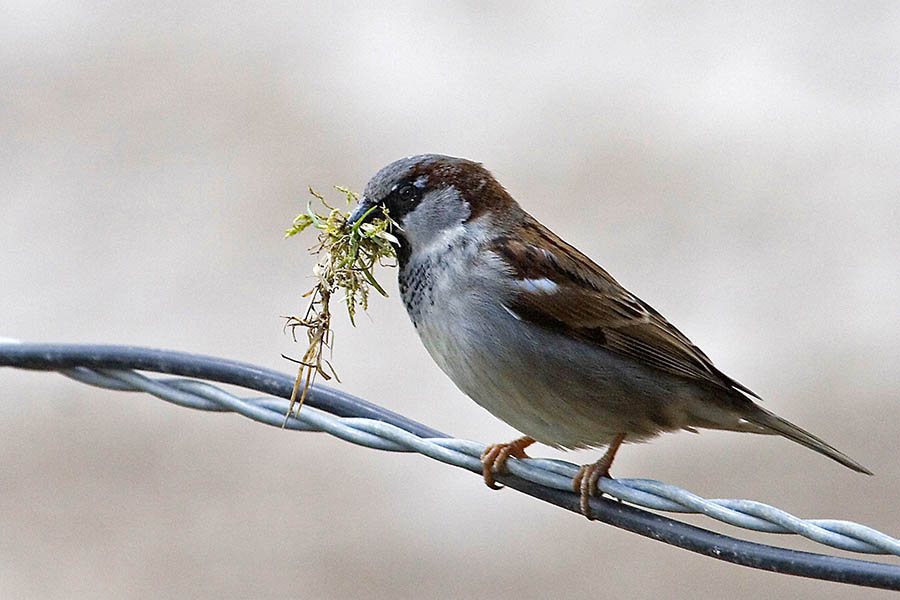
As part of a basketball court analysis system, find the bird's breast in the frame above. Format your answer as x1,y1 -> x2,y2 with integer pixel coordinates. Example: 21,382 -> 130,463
396,227 -> 703,449
398,224 -> 488,327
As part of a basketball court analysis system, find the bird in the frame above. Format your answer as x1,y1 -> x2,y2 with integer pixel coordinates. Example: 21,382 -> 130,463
347,154 -> 871,517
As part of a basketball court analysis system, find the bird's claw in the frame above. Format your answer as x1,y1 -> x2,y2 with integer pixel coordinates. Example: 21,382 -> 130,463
479,436 -> 535,490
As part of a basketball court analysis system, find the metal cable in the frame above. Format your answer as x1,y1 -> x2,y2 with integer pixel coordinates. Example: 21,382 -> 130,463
2,341 -> 899,590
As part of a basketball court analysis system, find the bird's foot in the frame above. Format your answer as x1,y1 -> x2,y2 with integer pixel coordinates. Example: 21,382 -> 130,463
479,436 -> 535,490
572,433 -> 626,519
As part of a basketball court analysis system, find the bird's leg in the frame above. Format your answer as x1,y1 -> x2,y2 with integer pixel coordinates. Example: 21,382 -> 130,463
479,436 -> 536,490
572,433 -> 626,519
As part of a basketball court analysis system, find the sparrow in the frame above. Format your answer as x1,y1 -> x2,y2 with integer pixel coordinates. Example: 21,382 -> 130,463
348,154 -> 871,517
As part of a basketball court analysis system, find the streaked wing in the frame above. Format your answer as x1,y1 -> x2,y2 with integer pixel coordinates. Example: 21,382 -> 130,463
489,215 -> 758,397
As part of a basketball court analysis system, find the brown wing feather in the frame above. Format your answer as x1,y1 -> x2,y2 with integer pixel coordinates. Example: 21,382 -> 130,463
491,215 -> 758,397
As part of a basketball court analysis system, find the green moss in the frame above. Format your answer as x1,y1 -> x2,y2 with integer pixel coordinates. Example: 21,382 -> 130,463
283,186 -> 398,418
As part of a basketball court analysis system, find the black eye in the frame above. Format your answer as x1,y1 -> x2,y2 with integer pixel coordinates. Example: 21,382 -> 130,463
397,184 -> 418,202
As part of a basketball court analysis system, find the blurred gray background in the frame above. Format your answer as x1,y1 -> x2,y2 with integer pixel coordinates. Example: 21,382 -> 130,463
2,3 -> 899,599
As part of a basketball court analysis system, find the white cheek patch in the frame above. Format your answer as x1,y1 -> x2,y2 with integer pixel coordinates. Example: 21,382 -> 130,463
401,186 -> 471,250
517,278 -> 559,294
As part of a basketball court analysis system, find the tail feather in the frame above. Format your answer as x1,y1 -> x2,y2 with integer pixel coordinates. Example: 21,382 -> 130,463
746,407 -> 872,475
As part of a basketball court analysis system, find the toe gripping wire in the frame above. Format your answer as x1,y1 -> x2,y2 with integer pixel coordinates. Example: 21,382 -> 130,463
1,341 -> 899,591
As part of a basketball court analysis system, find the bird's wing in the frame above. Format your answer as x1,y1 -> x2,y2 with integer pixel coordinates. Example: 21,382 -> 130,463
489,215 -> 758,397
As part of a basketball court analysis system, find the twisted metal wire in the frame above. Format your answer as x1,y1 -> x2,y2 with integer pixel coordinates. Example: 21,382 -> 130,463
58,368 -> 900,556
2,341 -> 899,590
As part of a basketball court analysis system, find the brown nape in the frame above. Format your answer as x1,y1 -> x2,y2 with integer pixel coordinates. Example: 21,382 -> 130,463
411,158 -> 518,222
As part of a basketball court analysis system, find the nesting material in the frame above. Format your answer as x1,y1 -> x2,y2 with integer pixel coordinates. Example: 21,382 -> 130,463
283,186 -> 398,418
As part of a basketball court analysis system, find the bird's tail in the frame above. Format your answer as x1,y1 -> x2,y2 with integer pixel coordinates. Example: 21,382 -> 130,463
745,406 -> 872,475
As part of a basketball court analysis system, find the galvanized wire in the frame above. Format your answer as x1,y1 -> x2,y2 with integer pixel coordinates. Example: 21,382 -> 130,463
53,367 -> 900,556
2,340 -> 899,590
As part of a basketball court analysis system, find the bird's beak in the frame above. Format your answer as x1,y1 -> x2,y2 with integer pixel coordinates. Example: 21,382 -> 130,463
347,196 -> 378,226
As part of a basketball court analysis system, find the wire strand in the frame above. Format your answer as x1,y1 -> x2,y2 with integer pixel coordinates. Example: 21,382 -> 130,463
2,341 -> 899,590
